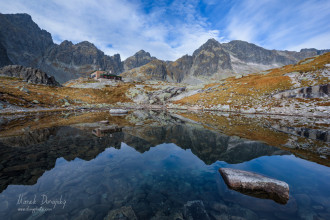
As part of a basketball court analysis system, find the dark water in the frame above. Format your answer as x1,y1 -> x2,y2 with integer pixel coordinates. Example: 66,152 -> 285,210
0,112 -> 329,219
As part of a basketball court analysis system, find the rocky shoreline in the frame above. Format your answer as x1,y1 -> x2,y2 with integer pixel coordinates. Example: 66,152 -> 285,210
1,103 -> 329,119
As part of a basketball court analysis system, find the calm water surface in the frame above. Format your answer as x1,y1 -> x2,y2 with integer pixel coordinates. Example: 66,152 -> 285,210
0,111 -> 329,220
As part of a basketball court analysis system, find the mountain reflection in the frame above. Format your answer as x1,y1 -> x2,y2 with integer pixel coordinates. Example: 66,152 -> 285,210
0,113 -> 288,193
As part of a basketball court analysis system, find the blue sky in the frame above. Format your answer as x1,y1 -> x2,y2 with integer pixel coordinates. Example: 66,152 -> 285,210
0,0 -> 329,60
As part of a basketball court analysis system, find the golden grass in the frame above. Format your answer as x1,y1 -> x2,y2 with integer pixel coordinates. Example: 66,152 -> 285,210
0,78 -> 134,108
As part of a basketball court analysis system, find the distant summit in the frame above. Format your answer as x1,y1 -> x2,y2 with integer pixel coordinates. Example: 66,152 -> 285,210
123,49 -> 156,72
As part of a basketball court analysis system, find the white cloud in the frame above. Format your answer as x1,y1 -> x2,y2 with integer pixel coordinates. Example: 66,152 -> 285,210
223,0 -> 330,51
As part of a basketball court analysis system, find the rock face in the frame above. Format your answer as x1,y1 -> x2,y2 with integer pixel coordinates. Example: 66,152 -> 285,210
166,55 -> 193,82
0,42 -> 12,67
0,13 -> 53,67
222,40 -> 294,65
219,168 -> 290,204
123,50 -> 156,72
0,65 -> 61,86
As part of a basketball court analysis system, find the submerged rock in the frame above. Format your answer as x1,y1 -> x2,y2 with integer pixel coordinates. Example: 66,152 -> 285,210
109,109 -> 128,114
104,206 -> 137,220
219,168 -> 289,204
183,200 -> 210,220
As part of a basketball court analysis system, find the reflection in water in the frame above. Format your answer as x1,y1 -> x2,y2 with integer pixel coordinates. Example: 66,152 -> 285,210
92,126 -> 122,138
272,124 -> 329,142
0,111 -> 329,220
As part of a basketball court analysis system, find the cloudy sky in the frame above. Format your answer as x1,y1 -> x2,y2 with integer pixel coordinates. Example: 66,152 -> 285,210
1,0 -> 329,60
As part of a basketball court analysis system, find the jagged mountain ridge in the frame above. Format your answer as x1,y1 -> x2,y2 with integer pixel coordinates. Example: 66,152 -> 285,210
0,13 -> 123,83
39,40 -> 123,82
123,39 -> 330,84
123,50 -> 157,72
0,13 -> 330,84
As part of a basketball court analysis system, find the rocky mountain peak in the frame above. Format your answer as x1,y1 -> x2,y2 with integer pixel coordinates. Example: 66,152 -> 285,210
123,49 -> 156,72
59,40 -> 74,47
0,13 -> 53,67
76,41 -> 97,48
205,38 -> 220,45
191,38 -> 232,77
135,50 -> 151,57
193,38 -> 222,57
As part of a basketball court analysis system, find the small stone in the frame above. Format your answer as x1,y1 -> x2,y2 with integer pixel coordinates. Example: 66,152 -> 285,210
312,205 -> 324,210
20,87 -> 29,93
32,100 -> 39,104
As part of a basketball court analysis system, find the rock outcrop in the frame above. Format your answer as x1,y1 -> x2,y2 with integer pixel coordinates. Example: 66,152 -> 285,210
219,168 -> 290,204
272,84 -> 329,99
0,65 -> 61,86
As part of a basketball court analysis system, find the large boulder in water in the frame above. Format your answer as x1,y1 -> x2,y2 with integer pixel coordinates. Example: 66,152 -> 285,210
219,168 -> 289,204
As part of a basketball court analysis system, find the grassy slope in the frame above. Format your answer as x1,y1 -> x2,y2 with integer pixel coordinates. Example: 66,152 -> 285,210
0,78 -> 134,108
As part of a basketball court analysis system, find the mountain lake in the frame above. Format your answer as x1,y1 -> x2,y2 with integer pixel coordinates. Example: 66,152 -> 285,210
0,110 -> 329,220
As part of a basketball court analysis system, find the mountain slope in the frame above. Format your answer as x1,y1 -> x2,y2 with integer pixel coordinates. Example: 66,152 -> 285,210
173,52 -> 330,117
0,13 -> 123,83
